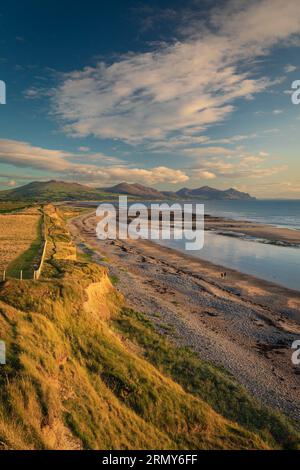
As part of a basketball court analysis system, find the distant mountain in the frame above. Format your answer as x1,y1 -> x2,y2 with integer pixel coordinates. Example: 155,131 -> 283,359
102,183 -> 255,200
176,186 -> 255,200
0,180 -> 112,201
0,180 -> 256,202
101,182 -> 166,198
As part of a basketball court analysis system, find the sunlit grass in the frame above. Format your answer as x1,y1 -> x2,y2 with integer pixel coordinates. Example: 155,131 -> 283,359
0,205 -> 298,450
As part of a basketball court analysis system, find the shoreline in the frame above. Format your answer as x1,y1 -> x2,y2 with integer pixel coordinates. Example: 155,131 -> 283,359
68,211 -> 300,423
67,201 -> 300,247
204,215 -> 300,247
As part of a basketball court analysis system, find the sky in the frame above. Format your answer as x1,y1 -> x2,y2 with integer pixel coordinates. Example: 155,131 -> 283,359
0,0 -> 300,198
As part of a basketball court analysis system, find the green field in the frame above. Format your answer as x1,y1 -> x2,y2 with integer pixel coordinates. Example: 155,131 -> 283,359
0,202 -> 31,214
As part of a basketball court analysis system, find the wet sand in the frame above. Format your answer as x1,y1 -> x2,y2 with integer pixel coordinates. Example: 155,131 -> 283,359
68,211 -> 300,423
205,215 -> 300,246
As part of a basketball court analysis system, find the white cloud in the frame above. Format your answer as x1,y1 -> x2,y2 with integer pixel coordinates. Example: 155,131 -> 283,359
52,0 -> 300,145
191,146 -> 286,180
0,178 -> 17,188
0,139 -> 188,186
258,151 -> 269,157
0,139 -> 72,171
238,180 -> 300,198
183,146 -> 238,158
207,134 -> 258,145
194,162 -> 286,180
284,64 -> 297,73
99,166 -> 189,185
196,171 -> 216,180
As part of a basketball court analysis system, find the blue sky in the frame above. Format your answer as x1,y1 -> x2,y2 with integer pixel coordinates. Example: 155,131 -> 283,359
0,0 -> 300,197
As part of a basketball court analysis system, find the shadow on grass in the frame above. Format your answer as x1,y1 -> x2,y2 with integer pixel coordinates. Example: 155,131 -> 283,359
7,218 -> 43,279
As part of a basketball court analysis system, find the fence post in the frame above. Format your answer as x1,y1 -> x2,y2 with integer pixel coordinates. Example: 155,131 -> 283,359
20,270 -> 23,281
3,270 -> 5,282
30,212 -> 47,282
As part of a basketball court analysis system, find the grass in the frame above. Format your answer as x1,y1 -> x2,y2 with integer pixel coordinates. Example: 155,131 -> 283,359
0,204 -> 298,450
0,268 -> 269,450
0,209 -> 42,278
0,202 -> 31,214
110,274 -> 120,286
76,247 -> 94,263
7,216 -> 43,279
112,308 -> 300,450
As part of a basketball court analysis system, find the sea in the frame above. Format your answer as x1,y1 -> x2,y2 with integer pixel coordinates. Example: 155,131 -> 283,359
87,198 -> 300,292
155,199 -> 300,292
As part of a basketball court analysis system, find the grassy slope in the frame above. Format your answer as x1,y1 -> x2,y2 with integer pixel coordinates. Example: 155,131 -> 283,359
0,205 -> 298,450
0,181 -> 114,202
0,202 -> 32,214
113,309 -> 300,450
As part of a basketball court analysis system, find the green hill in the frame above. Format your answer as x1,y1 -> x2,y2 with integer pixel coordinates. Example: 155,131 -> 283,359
101,182 -> 167,198
0,180 -> 113,202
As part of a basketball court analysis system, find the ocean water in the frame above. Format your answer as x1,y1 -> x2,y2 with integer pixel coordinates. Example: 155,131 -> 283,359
199,199 -> 300,230
154,200 -> 300,292
157,231 -> 300,292
90,198 -> 300,291
86,198 -> 300,229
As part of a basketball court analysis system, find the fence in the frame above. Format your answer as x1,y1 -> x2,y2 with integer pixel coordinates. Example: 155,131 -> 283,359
1,211 -> 48,282
33,212 -> 48,280
33,238 -> 48,280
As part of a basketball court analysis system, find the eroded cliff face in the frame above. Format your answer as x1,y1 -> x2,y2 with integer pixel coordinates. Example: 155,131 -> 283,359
83,274 -> 115,320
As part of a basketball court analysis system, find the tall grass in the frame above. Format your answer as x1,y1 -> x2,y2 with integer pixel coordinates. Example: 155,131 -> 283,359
112,308 -> 300,450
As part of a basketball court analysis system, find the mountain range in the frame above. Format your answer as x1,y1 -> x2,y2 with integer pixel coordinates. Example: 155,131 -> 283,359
175,185 -> 255,200
0,180 -> 256,201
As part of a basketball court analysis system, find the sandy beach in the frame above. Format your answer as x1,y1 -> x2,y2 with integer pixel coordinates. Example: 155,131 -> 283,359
205,215 -> 300,246
69,211 -> 300,423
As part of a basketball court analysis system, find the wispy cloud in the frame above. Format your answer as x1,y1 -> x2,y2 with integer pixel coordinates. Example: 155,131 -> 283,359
189,145 -> 287,180
284,64 -> 297,73
0,139 -> 73,171
52,0 -> 300,146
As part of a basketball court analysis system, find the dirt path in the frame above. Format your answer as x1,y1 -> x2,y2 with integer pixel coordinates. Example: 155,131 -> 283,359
68,212 -> 300,422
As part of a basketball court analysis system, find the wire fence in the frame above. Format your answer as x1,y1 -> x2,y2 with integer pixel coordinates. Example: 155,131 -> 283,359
33,238 -> 48,280
1,211 -> 48,282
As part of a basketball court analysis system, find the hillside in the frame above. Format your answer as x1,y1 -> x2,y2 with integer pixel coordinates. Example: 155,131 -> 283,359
176,186 -> 255,200
0,180 -> 112,202
102,183 -> 255,200
101,182 -> 166,198
0,205 -> 298,449
0,180 -> 256,202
